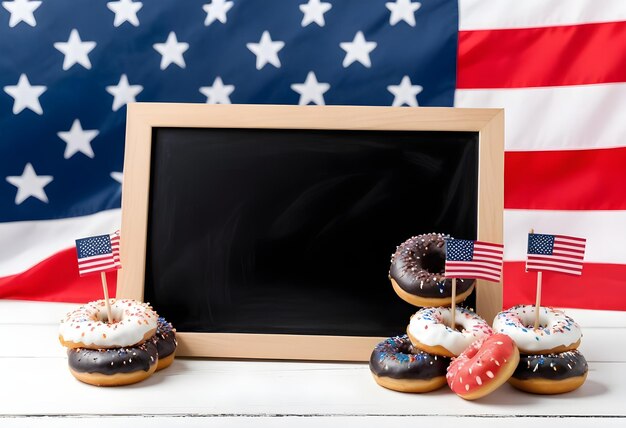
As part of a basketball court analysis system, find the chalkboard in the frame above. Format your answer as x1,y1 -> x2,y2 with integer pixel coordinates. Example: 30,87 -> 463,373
118,104 -> 504,361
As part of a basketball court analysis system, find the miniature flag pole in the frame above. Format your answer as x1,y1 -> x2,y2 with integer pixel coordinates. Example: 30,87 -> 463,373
450,277 -> 457,328
75,231 -> 122,323
529,228 -> 543,330
100,272 -> 114,323
444,238 -> 504,330
526,229 -> 586,330
533,271 -> 543,330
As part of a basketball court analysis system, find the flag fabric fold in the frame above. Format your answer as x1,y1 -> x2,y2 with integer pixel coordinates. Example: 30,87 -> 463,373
1,0 -> 625,310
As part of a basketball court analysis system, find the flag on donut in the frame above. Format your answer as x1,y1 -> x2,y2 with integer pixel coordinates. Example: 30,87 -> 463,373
75,231 -> 121,277
444,239 -> 504,283
526,233 -> 586,276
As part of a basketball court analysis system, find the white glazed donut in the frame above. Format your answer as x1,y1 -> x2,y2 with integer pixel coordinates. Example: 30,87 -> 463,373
492,305 -> 582,354
407,307 -> 493,357
59,299 -> 158,349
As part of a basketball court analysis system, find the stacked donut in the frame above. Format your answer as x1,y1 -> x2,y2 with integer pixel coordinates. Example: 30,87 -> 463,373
59,299 -> 177,386
370,233 -> 516,398
493,305 -> 588,394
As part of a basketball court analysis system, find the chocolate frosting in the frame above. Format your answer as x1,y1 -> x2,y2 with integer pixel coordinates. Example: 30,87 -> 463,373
152,317 -> 177,358
67,341 -> 158,375
369,335 -> 450,380
512,350 -> 588,381
389,233 -> 475,299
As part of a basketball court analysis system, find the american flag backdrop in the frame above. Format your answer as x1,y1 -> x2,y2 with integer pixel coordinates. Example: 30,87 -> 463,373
1,1 -> 625,309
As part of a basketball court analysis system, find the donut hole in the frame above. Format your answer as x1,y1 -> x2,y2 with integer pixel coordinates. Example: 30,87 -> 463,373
522,323 -> 547,330
453,324 -> 466,333
92,308 -> 120,324
420,251 -> 445,274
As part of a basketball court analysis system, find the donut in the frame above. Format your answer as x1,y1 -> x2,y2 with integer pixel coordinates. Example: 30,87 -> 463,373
369,335 -> 450,393
508,350 -> 588,394
493,305 -> 582,354
446,334 -> 520,400
152,317 -> 177,371
59,299 -> 158,349
407,306 -> 493,357
389,233 -> 475,307
67,340 -> 158,386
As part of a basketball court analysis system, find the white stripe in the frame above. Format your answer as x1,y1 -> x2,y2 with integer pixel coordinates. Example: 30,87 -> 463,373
0,209 -> 121,277
447,261 -> 502,270
527,258 -> 583,270
553,249 -> 586,258
554,241 -> 585,253
459,0 -> 626,30
555,236 -> 586,245
455,83 -> 626,151
529,254 -> 584,264
77,258 -> 117,269
79,263 -> 120,275
505,210 -> 626,263
527,265 -> 582,276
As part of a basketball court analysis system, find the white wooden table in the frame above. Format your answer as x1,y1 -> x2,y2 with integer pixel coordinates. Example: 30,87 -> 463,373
1,300 -> 625,427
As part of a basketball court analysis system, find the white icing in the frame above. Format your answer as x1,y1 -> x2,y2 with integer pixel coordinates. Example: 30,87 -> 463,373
407,307 -> 493,356
492,305 -> 582,353
59,299 -> 157,348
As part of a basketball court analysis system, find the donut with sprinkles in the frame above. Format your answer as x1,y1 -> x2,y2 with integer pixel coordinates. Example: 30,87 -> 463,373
407,306 -> 493,357
492,305 -> 582,354
369,335 -> 450,393
446,333 -> 520,400
67,340 -> 158,386
508,350 -> 588,394
59,299 -> 158,349
389,233 -> 475,307
152,317 -> 177,371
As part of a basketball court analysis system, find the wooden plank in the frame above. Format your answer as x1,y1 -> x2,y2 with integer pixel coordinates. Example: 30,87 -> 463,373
1,358 -> 623,416
0,416 -> 625,428
3,322 -> 622,363
0,301 -> 76,325
3,301 -> 624,329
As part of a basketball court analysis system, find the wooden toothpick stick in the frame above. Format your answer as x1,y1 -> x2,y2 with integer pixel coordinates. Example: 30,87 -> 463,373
534,271 -> 543,330
450,277 -> 457,329
100,272 -> 114,323
529,228 -> 543,330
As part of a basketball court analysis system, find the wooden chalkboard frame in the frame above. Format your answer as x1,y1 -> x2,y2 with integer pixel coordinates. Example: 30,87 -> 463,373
117,103 -> 504,361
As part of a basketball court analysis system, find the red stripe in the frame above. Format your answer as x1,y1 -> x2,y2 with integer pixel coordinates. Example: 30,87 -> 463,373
458,21 -> 626,89
505,147 -> 626,210
504,261 -> 626,310
0,248 -> 117,303
555,236 -> 586,244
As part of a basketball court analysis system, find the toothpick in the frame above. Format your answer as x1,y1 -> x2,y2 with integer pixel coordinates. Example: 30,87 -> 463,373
450,277 -> 457,328
534,271 -> 543,330
529,228 -> 543,330
100,272 -> 114,323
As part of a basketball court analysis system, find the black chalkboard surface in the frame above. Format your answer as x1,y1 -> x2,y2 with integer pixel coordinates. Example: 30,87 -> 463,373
145,128 -> 479,337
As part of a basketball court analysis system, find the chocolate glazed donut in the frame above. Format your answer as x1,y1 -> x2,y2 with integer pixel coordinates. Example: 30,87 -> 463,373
509,350 -> 588,394
369,335 -> 450,393
67,341 -> 158,386
389,233 -> 475,307
152,317 -> 177,371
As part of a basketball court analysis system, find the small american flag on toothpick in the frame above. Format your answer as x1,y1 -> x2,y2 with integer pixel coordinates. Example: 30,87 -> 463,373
75,231 -> 121,322
444,239 -> 504,283
75,232 -> 121,276
526,233 -> 586,276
